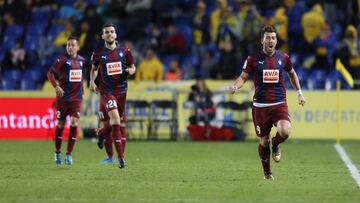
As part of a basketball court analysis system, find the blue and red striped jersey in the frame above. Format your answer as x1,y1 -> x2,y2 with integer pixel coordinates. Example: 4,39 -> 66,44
50,54 -> 85,102
91,44 -> 134,95
243,50 -> 293,104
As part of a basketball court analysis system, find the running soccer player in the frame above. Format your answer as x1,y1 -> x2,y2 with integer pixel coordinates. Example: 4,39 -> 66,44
229,25 -> 306,180
90,23 -> 136,168
47,36 -> 85,165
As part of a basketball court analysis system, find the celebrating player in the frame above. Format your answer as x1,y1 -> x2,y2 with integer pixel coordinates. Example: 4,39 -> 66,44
47,36 -> 85,165
90,23 -> 136,168
229,25 -> 306,180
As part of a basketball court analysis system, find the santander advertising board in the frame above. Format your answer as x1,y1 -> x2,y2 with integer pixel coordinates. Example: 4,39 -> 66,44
0,98 -> 70,140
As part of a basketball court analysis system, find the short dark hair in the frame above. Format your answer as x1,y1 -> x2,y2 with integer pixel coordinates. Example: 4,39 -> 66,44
102,23 -> 115,29
261,25 -> 277,38
67,36 -> 79,42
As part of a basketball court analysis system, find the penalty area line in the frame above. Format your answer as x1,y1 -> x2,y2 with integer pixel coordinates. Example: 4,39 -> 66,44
334,143 -> 360,188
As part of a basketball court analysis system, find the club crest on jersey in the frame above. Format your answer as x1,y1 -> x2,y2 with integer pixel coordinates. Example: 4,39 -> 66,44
106,62 -> 123,75
278,60 -> 282,65
263,69 -> 279,83
79,61 -> 83,67
69,69 -> 82,82
119,52 -> 123,57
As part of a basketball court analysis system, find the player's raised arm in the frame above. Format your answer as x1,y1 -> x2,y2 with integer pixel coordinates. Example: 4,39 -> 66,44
288,69 -> 306,106
89,64 -> 99,94
229,71 -> 249,94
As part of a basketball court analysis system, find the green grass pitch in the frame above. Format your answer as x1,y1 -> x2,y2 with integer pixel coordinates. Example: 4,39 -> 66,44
0,140 -> 359,203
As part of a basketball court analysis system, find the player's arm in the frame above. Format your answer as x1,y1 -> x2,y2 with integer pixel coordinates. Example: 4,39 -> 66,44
47,70 -> 64,97
125,64 -> 136,75
229,71 -> 249,94
90,64 -> 100,94
288,69 -> 306,106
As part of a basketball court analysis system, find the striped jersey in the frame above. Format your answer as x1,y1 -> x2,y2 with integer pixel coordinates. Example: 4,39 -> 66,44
91,44 -> 134,95
243,50 -> 293,104
49,54 -> 85,102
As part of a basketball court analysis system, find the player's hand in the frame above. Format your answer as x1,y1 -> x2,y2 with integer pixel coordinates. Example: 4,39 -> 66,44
125,66 -> 136,75
90,80 -> 98,94
55,86 -> 64,97
229,85 -> 238,94
298,94 -> 306,106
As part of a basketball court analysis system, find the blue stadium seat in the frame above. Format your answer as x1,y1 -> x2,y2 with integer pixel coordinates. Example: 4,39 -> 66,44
2,77 -> 19,90
24,69 -> 43,82
4,69 -> 23,81
47,24 -> 64,42
307,69 -> 327,90
20,78 -> 38,90
295,67 -> 308,89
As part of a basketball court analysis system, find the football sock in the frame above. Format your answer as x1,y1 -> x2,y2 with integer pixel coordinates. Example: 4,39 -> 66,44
112,124 -> 124,159
55,126 -> 64,153
103,127 -> 114,157
258,144 -> 271,173
66,126 -> 77,155
272,132 -> 288,149
120,126 -> 127,155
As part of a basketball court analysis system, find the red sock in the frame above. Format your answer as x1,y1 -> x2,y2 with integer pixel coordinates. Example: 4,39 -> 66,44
120,126 -> 127,155
272,132 -> 288,148
66,126 -> 77,155
55,126 -> 64,153
103,123 -> 113,157
258,144 -> 271,173
112,124 -> 124,159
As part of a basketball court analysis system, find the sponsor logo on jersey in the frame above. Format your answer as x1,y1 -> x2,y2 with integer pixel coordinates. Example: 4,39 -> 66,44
263,69 -> 279,83
258,61 -> 264,64
66,60 -> 72,66
106,62 -> 123,75
69,69 -> 82,82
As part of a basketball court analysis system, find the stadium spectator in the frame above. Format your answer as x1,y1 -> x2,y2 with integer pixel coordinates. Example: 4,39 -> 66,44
165,58 -> 182,81
337,24 -> 360,89
46,36 -> 85,165
216,6 -> 240,51
1,38 -> 29,70
301,3 -> 326,53
90,23 -> 136,168
210,0 -> 227,42
235,0 -> 264,61
215,40 -> 237,79
188,78 -> 215,126
135,48 -> 164,82
163,24 -> 187,56
192,1 -> 211,60
312,24 -> 337,71
229,25 -> 306,180
283,0 -> 305,55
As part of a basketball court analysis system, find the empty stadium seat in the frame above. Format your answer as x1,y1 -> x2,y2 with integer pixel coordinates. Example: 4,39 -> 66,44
307,69 -> 327,90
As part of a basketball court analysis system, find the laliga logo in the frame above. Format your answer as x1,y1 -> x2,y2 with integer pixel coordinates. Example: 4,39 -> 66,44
0,108 -> 58,129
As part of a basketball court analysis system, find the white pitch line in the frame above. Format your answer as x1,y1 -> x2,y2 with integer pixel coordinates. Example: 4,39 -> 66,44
334,143 -> 360,188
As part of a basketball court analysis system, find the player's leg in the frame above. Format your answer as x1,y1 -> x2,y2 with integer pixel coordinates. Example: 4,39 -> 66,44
55,120 -> 65,165
252,106 -> 273,179
117,94 -> 127,156
272,120 -> 291,163
64,116 -> 78,165
98,96 -> 115,163
54,101 -> 66,165
98,120 -> 115,163
108,108 -> 125,168
259,136 -> 273,180
271,103 -> 291,163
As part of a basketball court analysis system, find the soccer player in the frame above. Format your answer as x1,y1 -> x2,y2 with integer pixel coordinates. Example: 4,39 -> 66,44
229,25 -> 306,180
47,36 -> 85,165
90,23 -> 136,168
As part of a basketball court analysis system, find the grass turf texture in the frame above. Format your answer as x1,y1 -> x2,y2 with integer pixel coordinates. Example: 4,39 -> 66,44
0,140 -> 359,203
